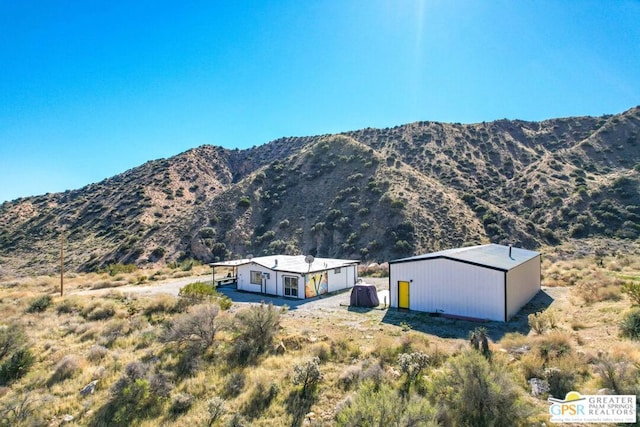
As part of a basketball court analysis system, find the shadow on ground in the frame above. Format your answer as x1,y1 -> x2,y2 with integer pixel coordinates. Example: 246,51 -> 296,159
380,289 -> 555,342
215,285 -> 350,310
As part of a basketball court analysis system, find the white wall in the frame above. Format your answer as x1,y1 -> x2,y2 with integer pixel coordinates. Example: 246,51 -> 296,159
327,264 -> 357,292
237,263 -> 274,294
390,258 -> 505,321
506,255 -> 541,320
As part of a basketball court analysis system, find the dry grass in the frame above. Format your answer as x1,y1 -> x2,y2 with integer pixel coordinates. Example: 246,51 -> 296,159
0,246 -> 638,425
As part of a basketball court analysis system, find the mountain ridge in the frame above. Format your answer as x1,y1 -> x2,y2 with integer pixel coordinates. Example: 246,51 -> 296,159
1,107 -> 639,277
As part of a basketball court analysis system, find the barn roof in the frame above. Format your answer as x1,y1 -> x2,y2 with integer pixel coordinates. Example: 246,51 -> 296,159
210,255 -> 359,274
389,244 -> 539,271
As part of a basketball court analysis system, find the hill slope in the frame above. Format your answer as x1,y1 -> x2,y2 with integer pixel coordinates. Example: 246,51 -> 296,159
1,107 -> 639,276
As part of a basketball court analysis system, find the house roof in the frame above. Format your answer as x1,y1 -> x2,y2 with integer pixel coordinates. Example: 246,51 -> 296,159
210,255 -> 359,274
389,244 -> 539,271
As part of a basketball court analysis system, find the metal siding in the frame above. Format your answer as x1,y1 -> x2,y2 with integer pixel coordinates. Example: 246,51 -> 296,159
506,256 -> 541,320
390,258 -> 505,321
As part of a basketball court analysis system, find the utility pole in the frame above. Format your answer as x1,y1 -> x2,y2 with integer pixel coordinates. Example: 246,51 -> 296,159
60,229 -> 64,297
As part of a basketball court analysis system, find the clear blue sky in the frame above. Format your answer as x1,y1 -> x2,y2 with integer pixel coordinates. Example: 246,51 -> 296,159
1,1 -> 639,203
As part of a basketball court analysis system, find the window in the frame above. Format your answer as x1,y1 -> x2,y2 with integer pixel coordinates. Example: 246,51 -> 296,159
334,267 -> 341,274
284,276 -> 298,297
250,271 -> 262,284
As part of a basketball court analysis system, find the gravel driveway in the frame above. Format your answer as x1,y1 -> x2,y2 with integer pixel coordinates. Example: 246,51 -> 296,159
73,274 -> 390,312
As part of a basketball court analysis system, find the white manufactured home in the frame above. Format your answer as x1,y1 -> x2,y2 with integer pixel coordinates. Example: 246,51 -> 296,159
211,255 -> 359,299
389,244 -> 541,322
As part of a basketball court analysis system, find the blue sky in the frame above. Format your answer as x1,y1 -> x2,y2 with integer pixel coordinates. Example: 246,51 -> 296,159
1,1 -> 639,203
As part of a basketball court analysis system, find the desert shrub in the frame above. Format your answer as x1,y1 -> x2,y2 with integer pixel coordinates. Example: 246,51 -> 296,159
173,345 -> 202,379
537,332 -> 573,361
594,353 -> 639,395
620,308 -> 640,340
95,361 -> 171,426
622,281 -> 640,306
427,350 -> 531,427
544,367 -> 576,400
292,357 -> 323,397
48,354 -> 82,385
237,196 -> 251,207
26,294 -> 52,313
100,263 -> 137,276
224,371 -> 246,398
311,342 -> 331,362
143,294 -> 180,317
338,365 -> 362,390
519,352 -> 546,380
528,311 -> 549,334
469,327 -> 491,357
227,413 -> 249,427
242,381 -> 279,419
231,303 -> 283,364
207,397 -> 227,426
88,345 -> 109,362
81,300 -> 117,321
0,324 -> 27,360
163,304 -> 220,351
397,352 -> 429,394
100,318 -> 132,347
56,297 -> 82,314
169,393 -> 194,415
339,360 -> 384,391
178,282 -> 232,309
360,360 -> 385,384
0,394 -> 39,425
334,381 -> 439,427
0,348 -> 34,386
110,378 -> 164,425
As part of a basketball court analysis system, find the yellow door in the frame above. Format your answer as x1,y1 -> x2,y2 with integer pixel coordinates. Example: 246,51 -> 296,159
398,281 -> 410,309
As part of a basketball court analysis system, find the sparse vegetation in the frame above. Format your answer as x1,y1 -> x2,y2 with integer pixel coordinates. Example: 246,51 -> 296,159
0,112 -> 639,426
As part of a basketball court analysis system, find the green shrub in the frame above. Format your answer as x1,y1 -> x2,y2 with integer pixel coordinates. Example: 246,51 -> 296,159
94,362 -> 171,426
397,352 -> 429,393
99,263 -> 137,276
469,327 -> 491,357
56,297 -> 81,314
237,196 -> 251,208
178,282 -> 232,309
544,367 -> 577,400
0,348 -> 34,385
292,357 -> 323,397
26,294 -> 52,313
427,350 -> 531,427
622,281 -> 640,306
528,311 -> 553,334
0,324 -> 27,360
232,303 -> 283,364
594,353 -> 638,395
335,381 -> 438,427
620,308 -> 640,340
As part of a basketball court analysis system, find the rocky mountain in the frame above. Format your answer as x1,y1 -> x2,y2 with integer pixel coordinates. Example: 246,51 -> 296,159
1,107 -> 639,277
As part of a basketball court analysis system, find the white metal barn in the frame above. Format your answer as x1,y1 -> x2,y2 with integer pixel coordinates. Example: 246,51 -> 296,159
211,255 -> 359,299
389,244 -> 540,322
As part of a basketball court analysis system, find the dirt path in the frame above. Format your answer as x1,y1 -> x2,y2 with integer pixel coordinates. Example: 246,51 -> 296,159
73,274 -> 212,297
